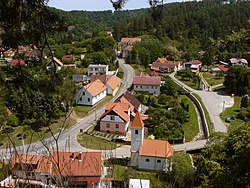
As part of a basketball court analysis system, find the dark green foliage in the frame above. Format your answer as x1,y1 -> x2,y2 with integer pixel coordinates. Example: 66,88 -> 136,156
240,94 -> 250,108
193,124 -> 250,187
223,66 -> 250,95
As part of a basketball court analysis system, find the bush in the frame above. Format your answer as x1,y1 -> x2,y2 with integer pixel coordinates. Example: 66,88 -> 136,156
6,114 -> 20,127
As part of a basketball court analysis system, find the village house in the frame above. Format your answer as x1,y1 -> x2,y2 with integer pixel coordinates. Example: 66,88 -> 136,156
130,112 -> 174,171
76,79 -> 107,106
189,60 -> 202,74
229,58 -> 248,66
62,54 -> 74,62
24,50 -> 48,62
10,59 -> 26,66
120,37 -> 141,59
133,74 -> 161,96
3,152 -> 102,188
151,58 -> 182,73
99,102 -> 131,135
115,91 -> 142,113
88,64 -> 109,76
91,74 -> 121,96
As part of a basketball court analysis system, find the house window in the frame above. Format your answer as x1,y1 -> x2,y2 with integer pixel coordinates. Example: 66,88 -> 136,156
140,85 -> 142,88
116,124 -> 119,129
111,116 -> 115,120
136,85 -> 138,88
157,159 -> 161,163
146,158 -> 150,162
152,86 -> 153,89
82,92 -> 85,95
106,123 -> 110,128
135,130 -> 138,135
88,98 -> 90,102
80,97 -> 82,101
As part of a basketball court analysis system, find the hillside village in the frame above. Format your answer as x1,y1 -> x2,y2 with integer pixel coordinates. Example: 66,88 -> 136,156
0,0 -> 250,188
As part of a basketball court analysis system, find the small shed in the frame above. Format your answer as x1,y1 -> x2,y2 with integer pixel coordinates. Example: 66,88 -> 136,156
129,179 -> 150,188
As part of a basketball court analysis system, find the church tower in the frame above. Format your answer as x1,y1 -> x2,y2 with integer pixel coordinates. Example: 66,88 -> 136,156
130,111 -> 144,167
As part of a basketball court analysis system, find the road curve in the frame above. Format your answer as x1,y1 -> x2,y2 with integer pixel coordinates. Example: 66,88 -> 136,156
0,59 -> 135,159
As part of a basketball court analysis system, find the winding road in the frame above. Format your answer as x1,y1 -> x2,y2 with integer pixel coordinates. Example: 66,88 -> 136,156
0,61 -> 234,159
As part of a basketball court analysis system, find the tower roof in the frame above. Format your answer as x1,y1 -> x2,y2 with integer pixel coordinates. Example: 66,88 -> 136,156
131,111 -> 144,129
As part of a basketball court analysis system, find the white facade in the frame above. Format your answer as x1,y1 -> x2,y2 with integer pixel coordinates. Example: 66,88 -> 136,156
131,127 -> 144,152
76,88 -> 106,106
138,156 -> 169,171
129,179 -> 150,188
88,64 -> 109,76
133,84 -> 160,96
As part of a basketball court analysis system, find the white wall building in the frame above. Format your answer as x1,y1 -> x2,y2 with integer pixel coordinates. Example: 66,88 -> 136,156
130,112 -> 174,171
133,76 -> 161,96
88,64 -> 109,76
76,79 -> 107,106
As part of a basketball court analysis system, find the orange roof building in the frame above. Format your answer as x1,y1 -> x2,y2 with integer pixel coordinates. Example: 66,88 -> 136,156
76,79 -> 107,106
11,152 -> 103,188
99,102 -> 131,136
130,111 -> 174,171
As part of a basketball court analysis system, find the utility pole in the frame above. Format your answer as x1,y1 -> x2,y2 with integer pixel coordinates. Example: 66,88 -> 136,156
22,134 -> 26,153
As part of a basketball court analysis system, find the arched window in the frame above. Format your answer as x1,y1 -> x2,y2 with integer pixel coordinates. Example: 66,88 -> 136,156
157,159 -> 161,163
146,158 -> 150,162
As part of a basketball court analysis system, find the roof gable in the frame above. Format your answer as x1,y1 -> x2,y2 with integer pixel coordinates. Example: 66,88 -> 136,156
84,79 -> 107,97
106,75 -> 121,90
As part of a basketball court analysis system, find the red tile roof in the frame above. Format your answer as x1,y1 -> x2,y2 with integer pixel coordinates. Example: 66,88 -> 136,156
131,111 -> 144,129
101,102 -> 130,122
121,38 -> 141,43
139,72 -> 150,77
140,139 -> 174,158
151,58 -> 182,71
133,76 -> 161,86
11,59 -> 26,66
150,71 -> 159,77
62,54 -> 73,61
191,60 -> 202,65
106,75 -> 121,90
218,64 -> 229,72
84,79 -> 107,97
52,152 -> 102,177
12,152 -> 102,178
116,91 -> 141,111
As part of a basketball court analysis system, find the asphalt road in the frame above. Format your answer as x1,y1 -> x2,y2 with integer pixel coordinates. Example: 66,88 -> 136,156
0,58 -> 135,159
169,72 -> 234,133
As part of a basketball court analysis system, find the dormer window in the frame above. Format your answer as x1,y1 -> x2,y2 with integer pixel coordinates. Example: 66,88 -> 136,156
111,116 -> 115,120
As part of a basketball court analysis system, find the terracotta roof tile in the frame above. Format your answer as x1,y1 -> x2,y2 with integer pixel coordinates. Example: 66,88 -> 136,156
131,111 -> 144,129
106,76 -> 121,90
218,64 -> 229,72
191,60 -> 202,65
133,76 -> 161,86
121,38 -> 141,43
101,102 -> 130,122
140,139 -> 174,158
84,79 -> 107,97
116,91 -> 141,111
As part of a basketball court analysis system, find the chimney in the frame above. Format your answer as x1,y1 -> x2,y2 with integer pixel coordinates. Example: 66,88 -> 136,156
70,153 -> 74,159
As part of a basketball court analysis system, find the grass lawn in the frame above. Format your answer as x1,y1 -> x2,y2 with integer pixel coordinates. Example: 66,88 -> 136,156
179,95 -> 199,142
0,115 -> 76,149
175,75 -> 199,90
220,96 -> 244,129
77,133 -> 120,150
75,96 -> 112,118
202,72 -> 224,86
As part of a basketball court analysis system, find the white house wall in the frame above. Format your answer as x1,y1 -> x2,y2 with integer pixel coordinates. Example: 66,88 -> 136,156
76,88 -> 106,106
131,128 -> 144,152
134,84 -> 160,96
138,156 -> 168,171
101,115 -> 125,123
